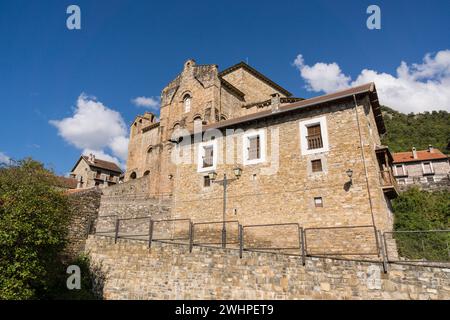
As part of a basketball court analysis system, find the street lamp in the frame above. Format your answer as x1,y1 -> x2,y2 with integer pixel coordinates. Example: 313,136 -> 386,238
209,167 -> 242,248
346,169 -> 353,185
208,171 -> 217,181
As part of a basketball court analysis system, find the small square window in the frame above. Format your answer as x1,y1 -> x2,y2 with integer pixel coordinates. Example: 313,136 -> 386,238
311,159 -> 323,173
314,197 -> 323,208
203,176 -> 211,187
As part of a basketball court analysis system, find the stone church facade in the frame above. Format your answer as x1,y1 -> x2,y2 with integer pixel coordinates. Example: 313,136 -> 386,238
124,59 -> 397,233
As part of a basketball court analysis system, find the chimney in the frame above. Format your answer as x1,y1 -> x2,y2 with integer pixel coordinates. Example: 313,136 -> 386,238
89,153 -> 95,163
412,147 -> 417,159
271,93 -> 280,113
428,144 -> 433,153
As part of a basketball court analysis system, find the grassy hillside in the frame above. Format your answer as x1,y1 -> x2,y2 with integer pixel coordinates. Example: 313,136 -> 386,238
380,106 -> 450,154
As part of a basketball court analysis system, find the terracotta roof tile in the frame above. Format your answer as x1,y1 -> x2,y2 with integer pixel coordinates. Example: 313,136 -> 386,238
81,156 -> 122,173
393,149 -> 448,163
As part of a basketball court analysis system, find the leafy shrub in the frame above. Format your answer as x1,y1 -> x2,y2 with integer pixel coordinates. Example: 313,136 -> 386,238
392,187 -> 450,261
0,158 -> 101,299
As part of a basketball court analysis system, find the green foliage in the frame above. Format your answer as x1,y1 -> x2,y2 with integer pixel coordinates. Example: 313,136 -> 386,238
381,106 -> 450,154
50,254 -> 101,300
0,158 -> 68,299
392,187 -> 450,261
0,158 -> 100,299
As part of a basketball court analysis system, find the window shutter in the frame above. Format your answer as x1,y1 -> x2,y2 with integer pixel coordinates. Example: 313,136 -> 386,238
307,124 -> 323,149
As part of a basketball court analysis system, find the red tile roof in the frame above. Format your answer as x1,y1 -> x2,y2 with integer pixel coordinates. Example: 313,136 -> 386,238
70,155 -> 123,173
393,148 -> 448,163
81,156 -> 122,173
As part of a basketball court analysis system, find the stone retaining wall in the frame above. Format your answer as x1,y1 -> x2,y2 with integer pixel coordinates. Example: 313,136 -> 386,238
95,177 -> 172,232
64,188 -> 102,260
85,235 -> 450,300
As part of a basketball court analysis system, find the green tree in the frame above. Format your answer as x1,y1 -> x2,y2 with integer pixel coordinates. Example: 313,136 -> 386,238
0,158 -> 69,299
392,187 -> 450,261
381,106 -> 450,154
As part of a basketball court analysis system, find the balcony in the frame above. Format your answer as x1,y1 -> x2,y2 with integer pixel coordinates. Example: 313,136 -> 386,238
306,134 -> 323,150
379,169 -> 399,198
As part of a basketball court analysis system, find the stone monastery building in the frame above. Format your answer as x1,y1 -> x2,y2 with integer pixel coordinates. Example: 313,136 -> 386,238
124,59 -> 398,232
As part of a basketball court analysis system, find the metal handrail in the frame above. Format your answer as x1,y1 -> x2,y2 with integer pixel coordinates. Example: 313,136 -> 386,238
90,216 -> 450,267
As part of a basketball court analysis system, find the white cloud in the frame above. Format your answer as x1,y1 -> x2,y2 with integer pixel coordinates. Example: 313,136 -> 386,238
293,50 -> 450,113
0,152 -> 10,164
50,94 -> 129,168
109,136 -> 129,161
293,54 -> 351,93
131,96 -> 160,110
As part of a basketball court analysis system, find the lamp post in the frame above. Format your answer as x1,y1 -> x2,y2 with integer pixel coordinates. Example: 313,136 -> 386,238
208,167 -> 242,248
346,169 -> 353,185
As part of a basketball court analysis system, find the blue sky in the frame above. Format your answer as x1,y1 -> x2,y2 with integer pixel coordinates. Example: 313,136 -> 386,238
0,0 -> 449,175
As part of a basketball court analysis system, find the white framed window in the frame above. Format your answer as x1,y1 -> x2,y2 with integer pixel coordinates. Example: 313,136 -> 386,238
243,128 -> 266,165
394,164 -> 407,176
197,140 -> 217,173
422,161 -> 434,175
183,95 -> 191,113
299,116 -> 329,155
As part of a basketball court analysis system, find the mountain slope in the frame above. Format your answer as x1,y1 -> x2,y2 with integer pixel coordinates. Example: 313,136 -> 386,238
380,106 -> 450,154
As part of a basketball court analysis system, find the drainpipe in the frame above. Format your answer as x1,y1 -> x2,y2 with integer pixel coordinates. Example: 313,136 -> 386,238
353,95 -> 377,228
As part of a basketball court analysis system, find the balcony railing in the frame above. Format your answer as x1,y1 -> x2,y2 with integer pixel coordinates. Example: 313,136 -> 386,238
306,134 -> 323,150
380,169 -> 397,189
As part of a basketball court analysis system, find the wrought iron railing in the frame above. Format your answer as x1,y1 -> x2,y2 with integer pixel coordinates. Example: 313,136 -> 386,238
89,216 -> 450,270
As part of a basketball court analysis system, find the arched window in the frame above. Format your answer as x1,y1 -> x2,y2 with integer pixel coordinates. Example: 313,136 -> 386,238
193,115 -> 202,128
183,95 -> 191,113
130,172 -> 137,180
143,170 -> 150,176
147,146 -> 153,154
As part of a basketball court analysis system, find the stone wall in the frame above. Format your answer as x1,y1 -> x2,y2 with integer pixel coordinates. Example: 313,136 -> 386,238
397,176 -> 450,192
95,177 -> 172,233
64,188 -> 102,260
85,236 -> 450,300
